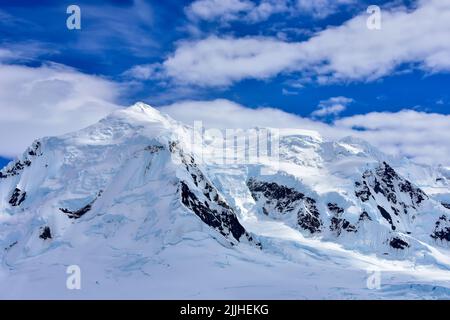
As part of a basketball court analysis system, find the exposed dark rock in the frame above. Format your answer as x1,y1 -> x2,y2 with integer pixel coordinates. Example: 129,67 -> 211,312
60,204 -> 92,219
59,191 -> 102,219
9,188 -> 26,207
4,241 -> 18,251
389,237 -> 409,250
442,203 -> 450,210
359,211 -> 372,221
168,140 -> 180,153
298,197 -> 323,234
39,226 -> 52,240
377,205 -> 396,231
0,160 -> 30,179
357,162 -> 428,210
391,206 -> 400,216
173,144 -> 258,246
1,141 -> 42,179
145,145 -> 164,153
27,141 -> 42,156
328,203 -> 357,236
399,180 -> 426,206
247,179 -> 322,234
355,162 -> 428,233
327,203 -> 344,215
431,215 -> 450,242
180,181 -> 255,245
355,181 -> 371,202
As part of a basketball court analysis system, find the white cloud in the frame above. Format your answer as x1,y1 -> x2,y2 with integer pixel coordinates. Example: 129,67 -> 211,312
246,0 -> 290,22
162,0 -> 450,87
0,63 -> 122,157
159,99 -> 450,167
296,0 -> 356,18
311,96 -> 353,118
163,36 -> 304,86
281,88 -> 299,95
185,0 -> 355,23
123,63 -> 163,80
335,110 -> 450,166
160,99 -> 315,129
186,0 -> 255,22
185,0 -> 290,24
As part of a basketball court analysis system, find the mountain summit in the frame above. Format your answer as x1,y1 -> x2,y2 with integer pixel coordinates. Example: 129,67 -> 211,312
1,103 -> 449,299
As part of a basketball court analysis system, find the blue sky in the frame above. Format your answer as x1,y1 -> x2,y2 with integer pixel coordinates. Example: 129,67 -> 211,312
0,0 -> 450,167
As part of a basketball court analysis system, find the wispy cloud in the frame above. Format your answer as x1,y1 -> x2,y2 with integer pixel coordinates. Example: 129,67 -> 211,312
311,96 -> 353,118
185,0 -> 291,24
185,0 -> 356,24
296,0 -> 356,18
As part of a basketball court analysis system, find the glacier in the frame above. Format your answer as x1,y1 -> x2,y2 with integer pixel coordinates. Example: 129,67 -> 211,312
0,102 -> 449,299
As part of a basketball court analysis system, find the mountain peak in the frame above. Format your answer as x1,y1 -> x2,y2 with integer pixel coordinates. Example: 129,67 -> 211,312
119,102 -> 169,123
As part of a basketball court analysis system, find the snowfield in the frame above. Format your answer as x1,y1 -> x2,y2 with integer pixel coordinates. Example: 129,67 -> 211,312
0,103 -> 449,299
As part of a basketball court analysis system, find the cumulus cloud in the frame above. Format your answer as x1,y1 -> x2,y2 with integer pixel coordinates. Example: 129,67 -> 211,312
311,96 -> 353,118
0,63 -> 122,157
162,0 -> 450,87
335,110 -> 450,166
159,99 -> 450,167
163,36 -> 304,86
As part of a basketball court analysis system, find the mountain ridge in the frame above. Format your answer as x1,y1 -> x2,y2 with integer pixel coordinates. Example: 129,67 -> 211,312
1,102 -> 449,299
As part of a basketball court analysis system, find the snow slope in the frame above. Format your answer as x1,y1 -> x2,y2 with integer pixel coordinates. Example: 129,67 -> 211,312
0,103 -> 449,299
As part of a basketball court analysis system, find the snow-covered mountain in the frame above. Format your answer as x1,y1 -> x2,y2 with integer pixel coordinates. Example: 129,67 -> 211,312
1,103 -> 449,299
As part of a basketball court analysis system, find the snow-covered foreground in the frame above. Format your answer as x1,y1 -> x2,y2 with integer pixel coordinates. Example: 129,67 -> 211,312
1,231 -> 450,299
0,103 -> 449,299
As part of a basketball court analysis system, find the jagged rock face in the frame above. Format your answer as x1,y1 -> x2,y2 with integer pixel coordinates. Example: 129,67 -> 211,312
245,166 -> 441,251
2,102 -> 450,291
390,237 -> 410,250
9,188 -> 26,207
247,179 -> 323,234
328,203 -> 357,236
59,191 -> 102,219
431,215 -> 450,242
0,141 -> 42,179
355,162 -> 428,232
171,141 -> 258,246
39,226 -> 52,240
180,182 -> 255,245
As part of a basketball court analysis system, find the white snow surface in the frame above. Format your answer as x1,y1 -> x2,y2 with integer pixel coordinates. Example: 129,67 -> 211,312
0,103 -> 449,299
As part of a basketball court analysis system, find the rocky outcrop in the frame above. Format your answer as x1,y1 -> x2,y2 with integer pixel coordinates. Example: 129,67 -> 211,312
0,141 -> 42,179
328,203 -> 357,236
355,162 -> 428,232
59,191 -> 102,219
9,188 -> 26,207
431,215 -> 450,242
247,179 -> 323,234
171,141 -> 258,246
39,226 -> 52,240
390,237 -> 409,250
